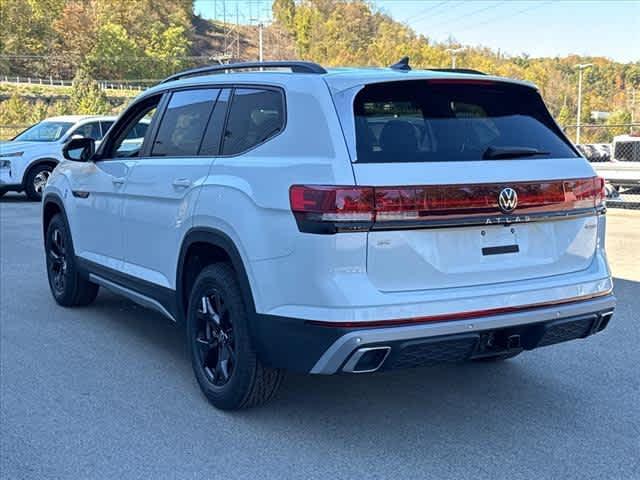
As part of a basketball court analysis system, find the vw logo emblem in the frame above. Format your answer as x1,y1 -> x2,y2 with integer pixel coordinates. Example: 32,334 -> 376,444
498,187 -> 518,213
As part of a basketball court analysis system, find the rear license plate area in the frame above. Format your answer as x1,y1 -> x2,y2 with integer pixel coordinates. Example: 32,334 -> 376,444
481,226 -> 519,256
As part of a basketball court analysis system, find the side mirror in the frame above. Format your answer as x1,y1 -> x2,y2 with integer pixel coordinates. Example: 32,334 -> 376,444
63,137 -> 95,162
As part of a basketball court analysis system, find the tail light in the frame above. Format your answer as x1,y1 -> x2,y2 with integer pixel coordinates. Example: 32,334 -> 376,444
289,186 -> 374,234
290,177 -> 605,234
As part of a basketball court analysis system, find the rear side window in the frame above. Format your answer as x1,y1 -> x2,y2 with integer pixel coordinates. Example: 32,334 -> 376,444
354,80 -> 577,163
152,89 -> 218,157
222,88 -> 284,155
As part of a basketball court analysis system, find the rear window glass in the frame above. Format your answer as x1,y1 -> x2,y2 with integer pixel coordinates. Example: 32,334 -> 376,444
354,80 -> 577,163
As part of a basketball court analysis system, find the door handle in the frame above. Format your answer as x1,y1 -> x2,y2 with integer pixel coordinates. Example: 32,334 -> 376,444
172,178 -> 191,188
112,177 -> 126,186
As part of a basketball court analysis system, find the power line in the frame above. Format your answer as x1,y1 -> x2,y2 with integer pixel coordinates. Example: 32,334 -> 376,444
432,0 -> 509,32
402,0 -> 455,25
458,0 -> 555,32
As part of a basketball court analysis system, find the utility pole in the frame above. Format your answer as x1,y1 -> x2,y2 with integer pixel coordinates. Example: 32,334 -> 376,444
259,23 -> 264,62
629,88 -> 637,135
236,3 -> 240,60
445,47 -> 466,69
575,63 -> 593,144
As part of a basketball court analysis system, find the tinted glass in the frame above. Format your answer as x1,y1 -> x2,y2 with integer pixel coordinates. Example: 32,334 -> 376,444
73,121 -> 102,140
130,121 -> 149,139
354,81 -> 577,163
222,88 -> 284,155
101,121 -> 115,137
109,103 -> 159,158
13,121 -> 73,142
199,89 -> 230,155
152,89 -> 218,157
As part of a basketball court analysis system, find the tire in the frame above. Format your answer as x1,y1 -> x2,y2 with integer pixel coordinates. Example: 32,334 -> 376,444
473,351 -> 522,362
25,163 -> 54,201
45,214 -> 99,307
187,263 -> 284,410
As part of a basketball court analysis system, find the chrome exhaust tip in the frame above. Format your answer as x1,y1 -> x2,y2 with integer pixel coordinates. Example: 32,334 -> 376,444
343,346 -> 391,373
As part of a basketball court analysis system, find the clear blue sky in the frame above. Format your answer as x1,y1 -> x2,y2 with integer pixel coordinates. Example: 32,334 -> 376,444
194,0 -> 639,63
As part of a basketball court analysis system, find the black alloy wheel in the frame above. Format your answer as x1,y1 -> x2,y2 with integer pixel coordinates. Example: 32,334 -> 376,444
194,289 -> 237,386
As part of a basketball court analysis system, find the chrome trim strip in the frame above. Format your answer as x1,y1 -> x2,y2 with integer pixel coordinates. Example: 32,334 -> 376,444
342,347 -> 391,373
310,294 -> 616,374
89,274 -> 176,322
372,208 -> 597,231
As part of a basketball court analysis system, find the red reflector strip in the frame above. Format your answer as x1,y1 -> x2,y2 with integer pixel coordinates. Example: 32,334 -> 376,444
306,291 -> 612,329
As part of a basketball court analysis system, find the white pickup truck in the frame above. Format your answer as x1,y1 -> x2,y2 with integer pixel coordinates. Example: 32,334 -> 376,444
591,134 -> 640,188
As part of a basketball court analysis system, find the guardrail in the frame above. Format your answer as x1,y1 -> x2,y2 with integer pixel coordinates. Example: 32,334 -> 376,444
0,75 -> 154,90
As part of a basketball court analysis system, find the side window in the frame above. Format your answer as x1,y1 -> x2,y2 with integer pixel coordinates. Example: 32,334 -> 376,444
104,95 -> 162,158
151,89 -> 219,157
128,122 -> 149,140
73,121 -> 102,140
221,88 -> 284,156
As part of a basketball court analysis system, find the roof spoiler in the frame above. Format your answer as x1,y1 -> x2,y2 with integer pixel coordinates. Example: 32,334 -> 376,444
426,68 -> 487,75
389,57 -> 486,75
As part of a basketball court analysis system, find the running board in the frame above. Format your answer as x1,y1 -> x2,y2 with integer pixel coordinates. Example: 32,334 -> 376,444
89,274 -> 176,322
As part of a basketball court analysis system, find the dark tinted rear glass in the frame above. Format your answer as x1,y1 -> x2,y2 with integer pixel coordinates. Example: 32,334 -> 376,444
222,88 -> 284,156
354,80 -> 577,163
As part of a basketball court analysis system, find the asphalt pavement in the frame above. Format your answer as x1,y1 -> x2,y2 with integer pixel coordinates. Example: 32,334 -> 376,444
1,193 -> 639,479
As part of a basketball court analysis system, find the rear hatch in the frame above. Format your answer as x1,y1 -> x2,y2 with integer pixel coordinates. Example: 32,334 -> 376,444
350,79 -> 603,292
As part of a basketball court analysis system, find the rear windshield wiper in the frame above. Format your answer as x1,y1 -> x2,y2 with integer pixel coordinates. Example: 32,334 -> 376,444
483,146 -> 550,160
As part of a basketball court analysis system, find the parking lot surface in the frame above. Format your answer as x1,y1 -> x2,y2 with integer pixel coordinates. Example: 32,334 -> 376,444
1,194 -> 639,479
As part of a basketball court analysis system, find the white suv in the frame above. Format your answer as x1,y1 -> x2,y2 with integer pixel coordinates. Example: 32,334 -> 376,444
0,115 -> 146,200
42,60 -> 616,410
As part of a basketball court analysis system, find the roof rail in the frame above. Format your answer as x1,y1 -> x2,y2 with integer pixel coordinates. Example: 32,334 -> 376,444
160,61 -> 327,84
426,68 -> 487,75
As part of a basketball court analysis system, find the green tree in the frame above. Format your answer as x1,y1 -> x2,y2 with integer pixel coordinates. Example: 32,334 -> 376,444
69,68 -> 111,115
557,104 -> 573,127
85,22 -> 143,79
145,22 -> 191,78
607,110 -> 633,137
272,0 -> 296,34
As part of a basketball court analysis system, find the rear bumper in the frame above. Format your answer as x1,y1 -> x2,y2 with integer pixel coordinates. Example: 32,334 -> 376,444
253,294 -> 615,374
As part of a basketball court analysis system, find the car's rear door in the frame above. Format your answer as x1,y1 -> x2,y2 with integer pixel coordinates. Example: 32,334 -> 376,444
120,87 -> 228,290
349,79 -> 603,293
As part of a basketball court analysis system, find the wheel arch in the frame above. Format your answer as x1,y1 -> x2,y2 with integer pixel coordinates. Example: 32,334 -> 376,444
42,193 -> 67,241
22,157 -> 59,186
177,228 -> 257,327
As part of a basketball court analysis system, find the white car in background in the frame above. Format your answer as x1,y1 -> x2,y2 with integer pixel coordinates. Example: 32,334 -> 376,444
0,115 -> 148,201
591,134 -> 640,190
